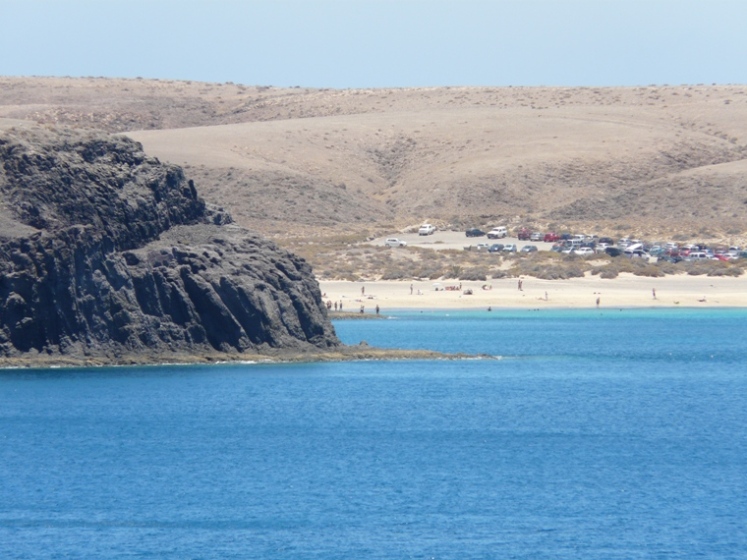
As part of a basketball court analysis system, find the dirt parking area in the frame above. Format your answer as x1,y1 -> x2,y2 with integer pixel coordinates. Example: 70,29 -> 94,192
368,231 -> 556,252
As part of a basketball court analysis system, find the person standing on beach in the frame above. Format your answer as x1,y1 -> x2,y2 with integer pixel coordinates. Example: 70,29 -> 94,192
410,284 -> 413,295
361,286 -> 365,296
652,288 -> 657,299
375,304 -> 380,315
596,297 -> 600,308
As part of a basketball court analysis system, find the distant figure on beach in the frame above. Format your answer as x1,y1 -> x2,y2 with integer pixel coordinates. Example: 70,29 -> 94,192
334,301 -> 338,311
652,288 -> 657,299
596,297 -> 600,307
518,279 -> 523,291
545,291 -> 548,301
360,305 -> 365,313
417,289 -> 422,295
410,284 -> 413,295
339,301 -> 343,311
361,286 -> 365,296
487,306 -> 492,312
375,304 -> 380,315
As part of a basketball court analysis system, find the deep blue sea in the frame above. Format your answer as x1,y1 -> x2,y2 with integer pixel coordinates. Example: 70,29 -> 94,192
2,308 -> 746,559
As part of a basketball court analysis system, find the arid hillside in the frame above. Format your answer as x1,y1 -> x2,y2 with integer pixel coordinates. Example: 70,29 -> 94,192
2,76 -> 747,242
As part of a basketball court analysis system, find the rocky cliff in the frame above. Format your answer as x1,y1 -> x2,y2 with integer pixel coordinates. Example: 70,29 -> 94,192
0,128 -> 340,364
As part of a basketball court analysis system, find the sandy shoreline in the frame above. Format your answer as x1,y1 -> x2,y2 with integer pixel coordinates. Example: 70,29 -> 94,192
319,273 -> 747,312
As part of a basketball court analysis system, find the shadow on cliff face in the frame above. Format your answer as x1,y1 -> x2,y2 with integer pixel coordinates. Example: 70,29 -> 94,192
0,127 -> 340,363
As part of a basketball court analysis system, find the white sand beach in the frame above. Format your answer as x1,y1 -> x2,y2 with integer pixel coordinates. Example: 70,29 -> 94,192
320,274 -> 747,311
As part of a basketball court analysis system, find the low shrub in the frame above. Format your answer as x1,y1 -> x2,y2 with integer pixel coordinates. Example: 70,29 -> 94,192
459,266 -> 489,281
706,266 -> 742,277
513,261 -> 586,280
413,263 -> 446,280
488,269 -> 511,279
380,267 -> 411,280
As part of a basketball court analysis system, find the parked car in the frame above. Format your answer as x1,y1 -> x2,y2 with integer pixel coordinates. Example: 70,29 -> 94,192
574,247 -> 595,256
517,228 -> 531,240
486,227 -> 507,239
660,255 -> 683,263
605,247 -> 622,257
530,232 -> 543,242
418,223 -> 436,235
544,232 -> 561,243
625,248 -> 648,258
466,228 -> 486,237
489,243 -> 504,253
475,243 -> 491,251
521,245 -> 538,253
503,244 -> 517,252
385,238 -> 407,247
647,245 -> 664,256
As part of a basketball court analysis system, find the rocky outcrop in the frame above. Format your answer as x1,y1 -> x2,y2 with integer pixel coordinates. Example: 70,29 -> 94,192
0,128 -> 339,363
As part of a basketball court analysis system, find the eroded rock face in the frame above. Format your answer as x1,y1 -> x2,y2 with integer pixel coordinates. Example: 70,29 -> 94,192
0,128 -> 339,361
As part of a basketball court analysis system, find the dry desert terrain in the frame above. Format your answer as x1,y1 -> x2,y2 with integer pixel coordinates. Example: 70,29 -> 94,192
2,76 -> 747,286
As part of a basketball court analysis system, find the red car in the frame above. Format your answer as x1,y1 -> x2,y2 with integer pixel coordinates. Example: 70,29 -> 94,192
517,228 -> 531,240
544,232 -> 560,242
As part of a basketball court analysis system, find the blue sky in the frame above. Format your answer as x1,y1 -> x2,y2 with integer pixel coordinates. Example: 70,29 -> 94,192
1,0 -> 745,88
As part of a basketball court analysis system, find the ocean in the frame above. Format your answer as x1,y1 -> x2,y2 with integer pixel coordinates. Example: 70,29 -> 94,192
1,308 -> 746,559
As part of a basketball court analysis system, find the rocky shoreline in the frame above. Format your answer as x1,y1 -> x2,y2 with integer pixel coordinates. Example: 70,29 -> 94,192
0,345 -> 483,369
0,127 -> 339,362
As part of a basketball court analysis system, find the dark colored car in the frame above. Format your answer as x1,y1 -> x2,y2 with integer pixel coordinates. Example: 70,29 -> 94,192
489,243 -> 504,253
660,255 -> 683,263
466,228 -> 486,237
605,247 -> 622,257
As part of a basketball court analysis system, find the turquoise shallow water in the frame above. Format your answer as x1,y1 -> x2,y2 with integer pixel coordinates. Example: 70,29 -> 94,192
1,309 -> 746,558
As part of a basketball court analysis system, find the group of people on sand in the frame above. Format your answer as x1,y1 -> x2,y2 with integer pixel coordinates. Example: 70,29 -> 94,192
326,300 -> 344,311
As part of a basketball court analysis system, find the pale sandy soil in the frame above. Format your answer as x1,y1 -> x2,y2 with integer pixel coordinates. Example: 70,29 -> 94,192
320,274 -> 747,311
3,78 -> 747,241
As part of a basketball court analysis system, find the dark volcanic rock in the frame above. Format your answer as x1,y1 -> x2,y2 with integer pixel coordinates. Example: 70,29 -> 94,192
0,128 -> 339,362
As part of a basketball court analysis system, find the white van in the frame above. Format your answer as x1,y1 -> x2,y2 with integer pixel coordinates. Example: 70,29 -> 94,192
418,223 -> 436,236
487,227 -> 507,239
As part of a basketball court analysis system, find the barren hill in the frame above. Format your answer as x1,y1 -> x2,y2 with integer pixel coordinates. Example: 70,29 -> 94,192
2,77 -> 747,242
